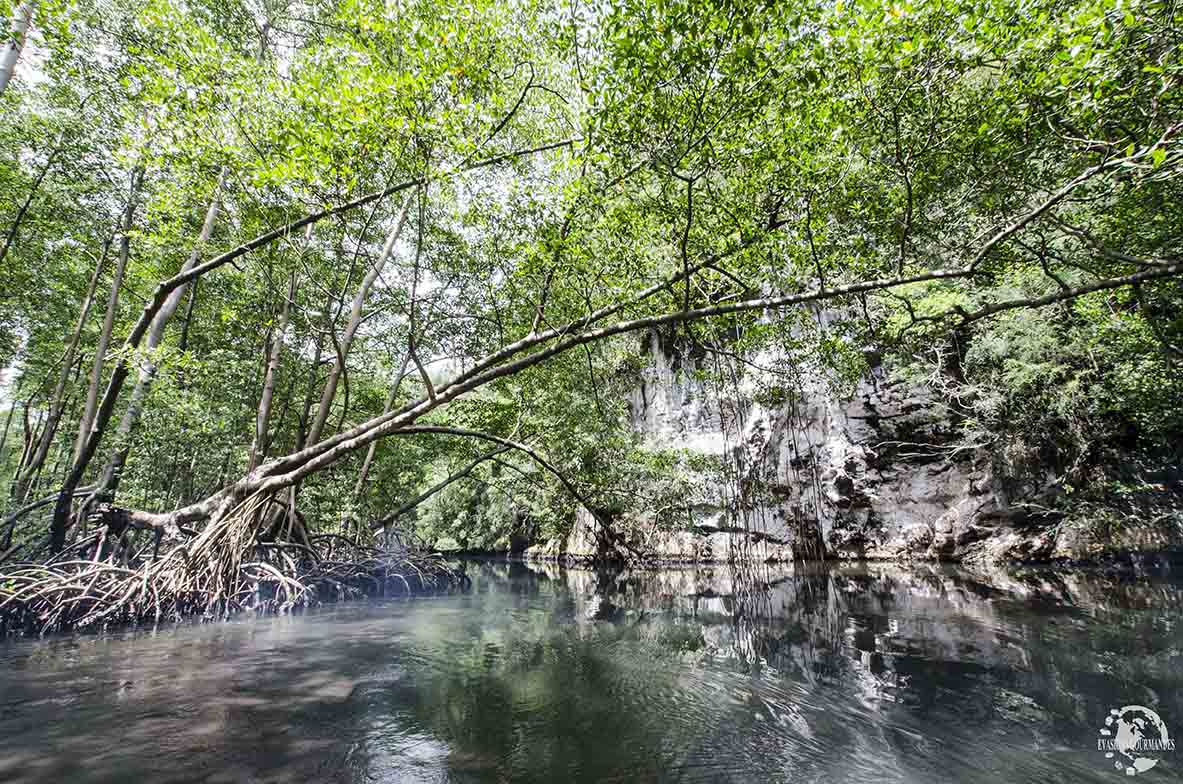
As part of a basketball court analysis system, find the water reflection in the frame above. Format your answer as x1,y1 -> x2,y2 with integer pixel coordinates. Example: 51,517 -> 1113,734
0,560 -> 1180,782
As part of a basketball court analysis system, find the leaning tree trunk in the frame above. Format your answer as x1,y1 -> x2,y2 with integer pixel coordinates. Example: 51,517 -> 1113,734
72,169 -> 143,468
249,234 -> 306,471
294,324 -> 327,451
285,201 -> 406,544
92,168 -> 227,501
0,381 -> 20,472
9,242 -> 108,503
351,359 -> 409,498
343,356 -> 410,537
304,197 -> 410,446
0,141 -> 58,270
18,136 -> 1173,573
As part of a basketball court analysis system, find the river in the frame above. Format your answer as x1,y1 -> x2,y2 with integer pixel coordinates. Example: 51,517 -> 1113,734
0,560 -> 1180,782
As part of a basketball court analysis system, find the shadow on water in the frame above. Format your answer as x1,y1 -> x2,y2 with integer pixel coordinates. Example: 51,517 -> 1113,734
0,559 -> 1180,783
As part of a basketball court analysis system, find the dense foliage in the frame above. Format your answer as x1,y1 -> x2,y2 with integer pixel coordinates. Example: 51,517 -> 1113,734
0,0 -> 1178,560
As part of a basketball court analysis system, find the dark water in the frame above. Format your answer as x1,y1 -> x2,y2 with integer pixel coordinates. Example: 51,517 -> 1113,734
1,561 -> 1181,783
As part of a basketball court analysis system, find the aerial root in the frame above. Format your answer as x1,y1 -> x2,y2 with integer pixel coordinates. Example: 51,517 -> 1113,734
0,492 -> 461,634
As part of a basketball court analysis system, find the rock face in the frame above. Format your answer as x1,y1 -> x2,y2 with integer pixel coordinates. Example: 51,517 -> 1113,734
526,328 -> 1183,565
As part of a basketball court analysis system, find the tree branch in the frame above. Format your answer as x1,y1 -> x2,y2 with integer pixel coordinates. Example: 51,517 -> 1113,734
390,426 -> 601,514
370,446 -> 511,530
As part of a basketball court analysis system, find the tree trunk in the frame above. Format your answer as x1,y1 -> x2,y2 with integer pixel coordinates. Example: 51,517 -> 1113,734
249,238 -> 305,470
177,280 -> 199,356
0,1 -> 34,97
351,359 -> 410,500
93,168 -> 227,499
344,358 -> 410,536
10,242 -> 108,503
45,145 -> 569,550
305,198 -> 410,446
0,142 -> 58,270
294,294 -> 332,452
285,201 -> 407,544
0,374 -> 25,515
72,169 -> 143,468
0,385 -> 19,471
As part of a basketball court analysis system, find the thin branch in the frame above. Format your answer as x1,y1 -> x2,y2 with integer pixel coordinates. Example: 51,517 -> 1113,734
967,129 -> 1179,272
391,426 -> 600,514
370,447 -> 511,530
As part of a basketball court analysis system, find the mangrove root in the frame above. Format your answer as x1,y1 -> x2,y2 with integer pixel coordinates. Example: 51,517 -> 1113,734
0,492 -> 461,635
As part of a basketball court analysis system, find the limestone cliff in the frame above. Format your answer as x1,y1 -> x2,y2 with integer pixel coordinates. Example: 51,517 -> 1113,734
527,329 -> 1182,565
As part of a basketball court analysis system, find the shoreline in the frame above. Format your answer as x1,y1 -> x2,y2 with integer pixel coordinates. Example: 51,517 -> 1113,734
445,547 -> 1183,573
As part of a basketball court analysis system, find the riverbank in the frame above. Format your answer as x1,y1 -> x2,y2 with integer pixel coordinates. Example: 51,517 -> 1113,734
495,500 -> 1183,568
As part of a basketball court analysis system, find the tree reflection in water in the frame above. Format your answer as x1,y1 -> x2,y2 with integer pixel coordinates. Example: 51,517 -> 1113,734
348,560 -> 1183,783
0,560 -> 1179,783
